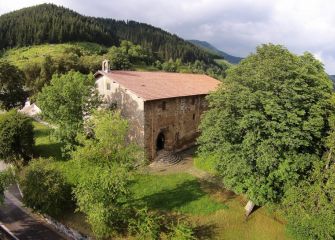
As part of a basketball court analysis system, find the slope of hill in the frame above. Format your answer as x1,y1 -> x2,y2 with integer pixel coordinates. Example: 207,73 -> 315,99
189,40 -> 243,64
2,42 -> 107,69
0,4 -> 213,62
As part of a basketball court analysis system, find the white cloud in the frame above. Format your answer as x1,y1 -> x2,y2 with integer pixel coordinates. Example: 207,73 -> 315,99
0,0 -> 334,73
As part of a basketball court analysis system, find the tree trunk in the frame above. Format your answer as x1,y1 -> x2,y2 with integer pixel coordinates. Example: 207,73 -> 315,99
245,200 -> 255,218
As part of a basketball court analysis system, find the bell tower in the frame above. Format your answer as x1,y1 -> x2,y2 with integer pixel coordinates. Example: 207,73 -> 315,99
102,59 -> 110,73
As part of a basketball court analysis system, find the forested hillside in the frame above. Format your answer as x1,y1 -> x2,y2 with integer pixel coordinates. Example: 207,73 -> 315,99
0,4 -> 214,62
189,39 -> 243,64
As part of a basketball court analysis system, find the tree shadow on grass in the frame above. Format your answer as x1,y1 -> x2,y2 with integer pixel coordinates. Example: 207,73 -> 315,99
194,224 -> 218,240
33,127 -> 64,160
34,143 -> 64,160
133,179 -> 206,212
33,128 -> 51,138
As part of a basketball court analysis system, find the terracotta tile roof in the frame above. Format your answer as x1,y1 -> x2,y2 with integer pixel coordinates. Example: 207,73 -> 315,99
95,70 -> 220,101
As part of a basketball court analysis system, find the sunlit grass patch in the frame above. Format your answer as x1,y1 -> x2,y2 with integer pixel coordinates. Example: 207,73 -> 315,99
130,173 -> 226,215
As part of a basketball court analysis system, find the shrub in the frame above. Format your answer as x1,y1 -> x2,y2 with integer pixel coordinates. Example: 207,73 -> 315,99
0,60 -> 27,110
0,170 -> 14,203
0,111 -> 34,166
168,219 -> 196,240
20,159 -> 74,216
128,208 -> 163,240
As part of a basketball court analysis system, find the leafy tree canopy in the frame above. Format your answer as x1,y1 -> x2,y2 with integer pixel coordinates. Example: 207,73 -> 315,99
0,111 -> 34,165
37,71 -> 100,155
198,44 -> 334,205
107,40 -> 152,70
72,110 -> 141,237
282,96 -> 335,240
20,158 -> 74,217
0,60 -> 27,110
283,162 -> 335,240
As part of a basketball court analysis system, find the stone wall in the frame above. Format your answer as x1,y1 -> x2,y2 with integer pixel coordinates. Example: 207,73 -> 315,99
144,95 -> 208,160
95,75 -> 145,147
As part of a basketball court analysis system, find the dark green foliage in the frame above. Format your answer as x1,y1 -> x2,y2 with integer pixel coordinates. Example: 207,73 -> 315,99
0,4 -> 118,49
0,170 -> 14,204
0,60 -> 27,110
37,71 -> 99,155
20,159 -> 74,217
282,105 -> 335,239
198,44 -> 334,205
107,40 -> 150,70
0,4 -> 213,63
283,162 -> 335,240
188,60 -> 228,79
0,111 -> 34,165
162,59 -> 181,72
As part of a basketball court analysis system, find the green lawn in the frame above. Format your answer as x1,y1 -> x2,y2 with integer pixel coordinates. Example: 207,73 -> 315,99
33,121 -> 63,160
131,173 -> 226,215
193,155 -> 218,174
3,42 -> 106,69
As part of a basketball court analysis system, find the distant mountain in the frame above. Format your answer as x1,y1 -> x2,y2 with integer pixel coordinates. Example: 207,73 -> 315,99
0,4 -> 214,62
329,75 -> 335,81
189,40 -> 243,64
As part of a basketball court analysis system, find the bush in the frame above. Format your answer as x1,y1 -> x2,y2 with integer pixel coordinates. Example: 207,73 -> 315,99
0,170 -> 14,203
168,219 -> 196,240
20,159 -> 74,216
128,208 -> 163,240
0,111 -> 34,165
0,60 -> 27,110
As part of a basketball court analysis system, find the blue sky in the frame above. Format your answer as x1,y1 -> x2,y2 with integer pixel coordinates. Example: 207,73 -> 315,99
1,0 -> 334,74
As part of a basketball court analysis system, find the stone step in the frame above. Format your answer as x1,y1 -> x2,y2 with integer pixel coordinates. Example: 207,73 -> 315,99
154,150 -> 182,165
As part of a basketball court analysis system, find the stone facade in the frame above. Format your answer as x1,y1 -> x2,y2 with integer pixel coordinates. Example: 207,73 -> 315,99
95,75 -> 145,147
94,61 -> 217,161
143,95 -> 207,160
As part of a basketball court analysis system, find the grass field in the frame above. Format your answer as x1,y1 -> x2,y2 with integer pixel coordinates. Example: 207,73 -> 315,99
131,173 -> 226,215
32,121 -> 289,240
193,155 -> 218,174
33,121 -> 63,160
3,42 -> 107,69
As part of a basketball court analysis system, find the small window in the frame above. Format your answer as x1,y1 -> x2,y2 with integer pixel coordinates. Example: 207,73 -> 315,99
191,97 -> 196,105
193,113 -> 195,120
161,101 -> 166,110
106,83 -> 111,90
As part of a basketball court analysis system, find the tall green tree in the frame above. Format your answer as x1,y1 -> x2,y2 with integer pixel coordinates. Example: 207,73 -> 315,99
37,71 -> 100,155
0,111 -> 34,166
72,110 -> 141,238
198,44 -> 334,211
0,60 -> 27,110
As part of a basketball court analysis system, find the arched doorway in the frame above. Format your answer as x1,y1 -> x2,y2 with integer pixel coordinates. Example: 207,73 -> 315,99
156,132 -> 165,151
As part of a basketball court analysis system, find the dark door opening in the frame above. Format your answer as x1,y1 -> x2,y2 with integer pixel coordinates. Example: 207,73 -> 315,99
156,132 -> 165,150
